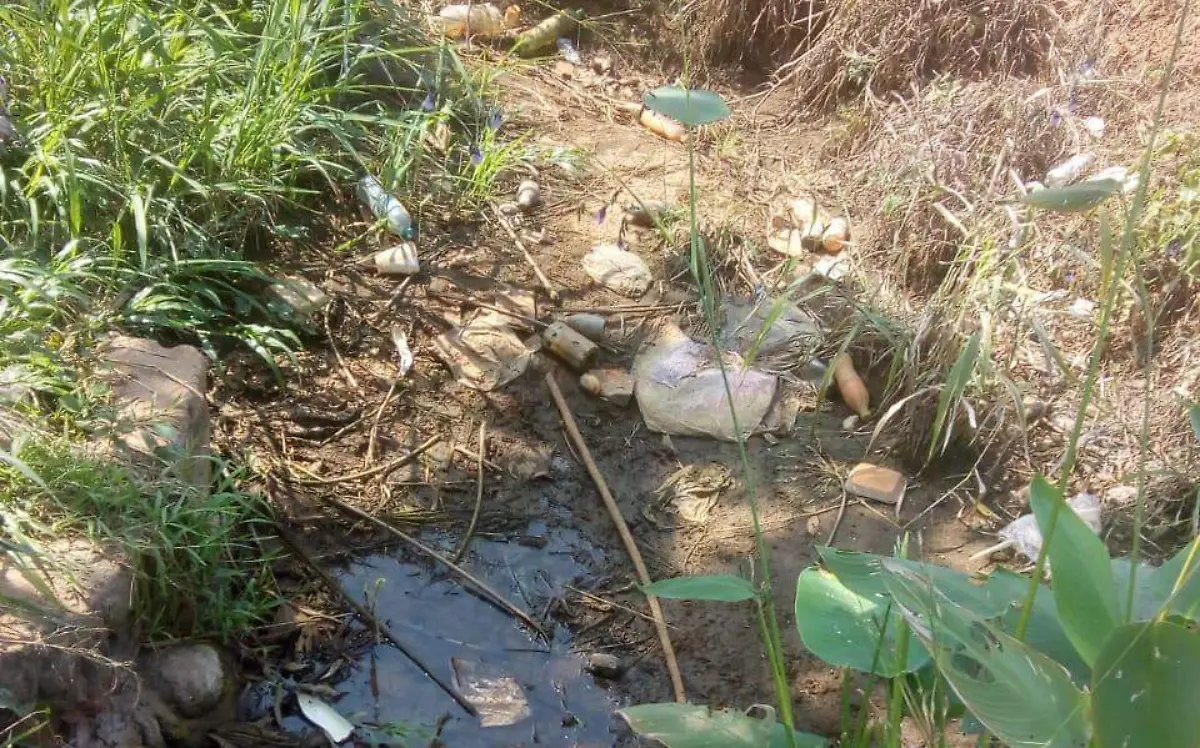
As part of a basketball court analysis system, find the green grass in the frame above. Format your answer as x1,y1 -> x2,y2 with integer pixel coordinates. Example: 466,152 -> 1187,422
2,435 -> 278,640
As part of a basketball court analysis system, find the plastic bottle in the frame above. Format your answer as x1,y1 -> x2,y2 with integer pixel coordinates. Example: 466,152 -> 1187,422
358,175 -> 414,239
513,10 -> 583,56
435,4 -> 519,39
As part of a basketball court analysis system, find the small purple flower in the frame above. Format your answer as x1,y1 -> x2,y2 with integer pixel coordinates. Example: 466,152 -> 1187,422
1167,240 -> 1183,260
1079,60 -> 1097,79
470,146 -> 483,165
596,205 -> 608,224
1064,271 -> 1077,284
1050,109 -> 1063,126
422,90 -> 437,111
487,108 -> 504,130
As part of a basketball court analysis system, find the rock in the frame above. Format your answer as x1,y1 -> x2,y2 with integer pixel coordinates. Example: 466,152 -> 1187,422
268,275 -> 330,320
584,653 -> 623,679
844,463 -> 907,505
580,369 -> 635,407
582,243 -> 652,298
146,644 -> 227,719
97,336 -> 211,487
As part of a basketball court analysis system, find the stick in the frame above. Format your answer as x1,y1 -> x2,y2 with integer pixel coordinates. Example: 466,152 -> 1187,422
274,524 -> 476,716
324,308 -> 361,391
364,381 -> 399,467
553,304 -> 686,314
313,491 -> 548,639
490,204 -> 558,302
293,434 -> 441,485
543,372 -> 686,703
825,489 -> 850,547
453,422 -> 487,563
969,539 -> 1016,563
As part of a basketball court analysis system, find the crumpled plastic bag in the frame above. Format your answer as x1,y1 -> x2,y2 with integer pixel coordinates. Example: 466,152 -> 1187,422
451,657 -> 532,728
633,322 -> 791,441
432,312 -> 532,391
1000,493 -> 1102,564
582,243 -> 652,298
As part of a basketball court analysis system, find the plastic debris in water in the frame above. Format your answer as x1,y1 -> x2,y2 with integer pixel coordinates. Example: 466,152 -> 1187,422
556,37 -> 582,65
296,693 -> 354,744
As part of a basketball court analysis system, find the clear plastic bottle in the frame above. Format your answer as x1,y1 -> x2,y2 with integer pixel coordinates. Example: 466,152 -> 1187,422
435,4 -> 519,39
358,175 -> 414,239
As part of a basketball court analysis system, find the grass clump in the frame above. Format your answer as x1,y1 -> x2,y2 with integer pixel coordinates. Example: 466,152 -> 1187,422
1,436 -> 277,640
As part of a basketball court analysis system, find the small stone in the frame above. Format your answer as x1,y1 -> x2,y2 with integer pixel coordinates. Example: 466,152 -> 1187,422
842,415 -> 859,432
579,369 -> 635,407
584,653 -> 623,679
845,463 -> 907,505
148,644 -> 227,718
269,276 -> 330,319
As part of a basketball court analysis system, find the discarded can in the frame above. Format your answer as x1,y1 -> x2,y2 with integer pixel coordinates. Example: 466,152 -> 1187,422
542,321 -> 598,370
374,243 -> 420,275
561,313 -> 606,341
358,175 -> 415,238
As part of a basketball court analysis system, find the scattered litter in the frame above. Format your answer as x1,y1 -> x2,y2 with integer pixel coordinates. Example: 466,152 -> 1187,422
358,174 -> 414,238
1045,153 -> 1094,188
842,415 -> 860,432
788,197 -> 828,239
580,369 -> 635,407
491,285 -> 538,331
632,322 -> 787,441
1068,297 -> 1096,321
497,201 -> 521,216
561,313 -> 606,341
542,320 -> 598,370
812,254 -> 851,282
296,693 -> 354,744
718,296 -> 824,364
513,11 -> 581,56
844,463 -> 907,505
516,179 -> 541,211
652,463 -> 732,525
390,328 -> 414,377
1083,116 -> 1106,138
269,276 -> 330,320
556,37 -> 582,65
373,242 -> 420,275
832,354 -> 870,417
624,199 -> 674,228
1087,165 -> 1139,193
432,314 -> 532,391
583,243 -> 652,298
434,3 -> 519,39
585,653 -> 623,680
978,493 -> 1103,566
450,657 -> 532,728
639,107 -> 686,142
821,217 -> 851,254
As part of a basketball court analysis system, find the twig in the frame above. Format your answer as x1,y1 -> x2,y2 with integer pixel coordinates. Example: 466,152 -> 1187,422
324,308 -> 360,391
453,422 -> 487,563
371,275 -> 414,324
553,304 -> 687,314
312,490 -> 548,639
490,203 -> 558,301
455,445 -> 503,473
543,372 -> 687,703
274,524 -> 476,716
969,539 -> 1016,563
292,434 -> 441,485
364,381 -> 399,467
825,489 -> 850,547
564,585 -> 677,630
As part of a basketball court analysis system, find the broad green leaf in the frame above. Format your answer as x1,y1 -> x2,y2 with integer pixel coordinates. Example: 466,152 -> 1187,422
1110,558 -> 1167,621
794,567 -> 929,676
927,333 -> 980,463
1144,537 -> 1200,621
618,703 -> 827,748
642,575 -> 757,602
1190,403 -> 1200,441
1092,621 -> 1200,748
882,562 -> 1090,748
1030,477 -> 1119,666
990,569 -> 1091,685
1021,179 -> 1120,212
643,86 -> 731,128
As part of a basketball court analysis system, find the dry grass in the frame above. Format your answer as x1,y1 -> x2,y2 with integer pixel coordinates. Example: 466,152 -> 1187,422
682,0 -> 1067,107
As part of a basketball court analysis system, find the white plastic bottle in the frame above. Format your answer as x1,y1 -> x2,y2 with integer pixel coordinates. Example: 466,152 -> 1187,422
358,175 -> 414,239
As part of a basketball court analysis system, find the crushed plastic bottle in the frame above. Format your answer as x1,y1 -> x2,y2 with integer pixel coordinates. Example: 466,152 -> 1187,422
357,175 -> 415,239
435,4 -> 520,39
556,37 -> 582,65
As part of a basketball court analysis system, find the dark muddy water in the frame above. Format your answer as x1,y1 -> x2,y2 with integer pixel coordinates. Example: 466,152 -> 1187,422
331,511 -> 627,747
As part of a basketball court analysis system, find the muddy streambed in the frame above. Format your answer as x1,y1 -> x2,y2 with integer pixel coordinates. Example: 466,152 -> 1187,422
321,513 -> 628,746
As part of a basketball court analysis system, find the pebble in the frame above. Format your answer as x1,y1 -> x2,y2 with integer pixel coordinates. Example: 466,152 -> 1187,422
584,653 -> 623,679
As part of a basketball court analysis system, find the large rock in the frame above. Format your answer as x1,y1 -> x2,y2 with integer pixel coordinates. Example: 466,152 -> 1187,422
97,336 -> 210,487
144,644 -> 227,719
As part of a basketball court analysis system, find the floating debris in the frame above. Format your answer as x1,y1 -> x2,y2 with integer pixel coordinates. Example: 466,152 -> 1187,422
450,658 -> 532,728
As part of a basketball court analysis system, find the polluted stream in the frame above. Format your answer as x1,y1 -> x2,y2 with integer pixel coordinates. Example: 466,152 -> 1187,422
329,504 -> 628,747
